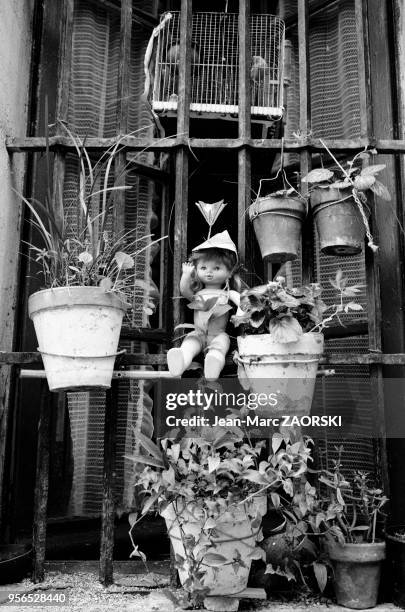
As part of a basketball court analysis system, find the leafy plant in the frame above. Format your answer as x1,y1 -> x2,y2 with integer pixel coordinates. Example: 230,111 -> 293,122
301,146 -> 391,202
19,122 -> 167,304
318,447 -> 388,545
127,428 -> 314,603
231,271 -> 363,343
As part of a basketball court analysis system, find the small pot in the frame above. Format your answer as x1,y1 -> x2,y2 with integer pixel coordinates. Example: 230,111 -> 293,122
0,545 -> 32,585
237,332 -> 324,417
326,540 -> 385,609
310,187 -> 369,256
28,286 -> 129,392
385,525 -> 405,608
249,196 -> 307,263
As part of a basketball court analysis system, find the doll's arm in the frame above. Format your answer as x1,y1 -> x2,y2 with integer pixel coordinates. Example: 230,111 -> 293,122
179,262 -> 195,301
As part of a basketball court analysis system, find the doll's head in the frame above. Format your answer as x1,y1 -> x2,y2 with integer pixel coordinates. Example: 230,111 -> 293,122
189,248 -> 240,292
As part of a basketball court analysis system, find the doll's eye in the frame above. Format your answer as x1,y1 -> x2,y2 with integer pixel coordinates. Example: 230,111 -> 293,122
214,266 -> 220,271
200,265 -> 206,270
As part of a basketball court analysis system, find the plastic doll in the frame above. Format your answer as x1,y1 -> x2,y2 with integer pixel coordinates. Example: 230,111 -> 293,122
167,231 -> 240,380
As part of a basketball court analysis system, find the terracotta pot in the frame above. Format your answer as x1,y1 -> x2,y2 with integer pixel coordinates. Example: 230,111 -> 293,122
161,496 -> 266,597
385,526 -> 405,608
28,287 -> 129,392
237,332 -> 324,417
326,540 -> 385,609
249,196 -> 307,263
311,187 -> 370,256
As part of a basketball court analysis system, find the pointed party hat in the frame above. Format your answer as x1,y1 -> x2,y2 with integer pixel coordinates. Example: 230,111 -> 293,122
192,230 -> 238,260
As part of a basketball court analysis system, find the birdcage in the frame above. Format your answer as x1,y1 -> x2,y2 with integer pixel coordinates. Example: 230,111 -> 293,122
152,12 -> 286,120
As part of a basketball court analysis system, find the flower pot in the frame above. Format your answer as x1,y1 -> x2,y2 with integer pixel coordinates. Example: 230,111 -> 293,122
0,545 -> 32,584
237,332 -> 324,417
326,541 -> 386,609
28,287 -> 129,392
385,526 -> 405,608
248,196 -> 306,263
161,496 -> 266,596
311,187 -> 369,256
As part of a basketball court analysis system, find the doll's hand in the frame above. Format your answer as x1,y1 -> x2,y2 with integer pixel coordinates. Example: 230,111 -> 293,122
182,262 -> 194,275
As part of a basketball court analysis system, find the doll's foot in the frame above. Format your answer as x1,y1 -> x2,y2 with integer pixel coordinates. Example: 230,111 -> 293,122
167,348 -> 185,377
204,353 -> 225,380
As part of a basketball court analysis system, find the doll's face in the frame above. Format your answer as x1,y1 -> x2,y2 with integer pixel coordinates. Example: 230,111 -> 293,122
195,258 -> 231,287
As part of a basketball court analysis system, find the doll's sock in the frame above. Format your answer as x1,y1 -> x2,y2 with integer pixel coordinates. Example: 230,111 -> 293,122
167,347 -> 185,376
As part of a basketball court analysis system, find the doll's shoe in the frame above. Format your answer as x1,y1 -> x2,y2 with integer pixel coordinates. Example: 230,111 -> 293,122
167,348 -> 185,376
204,353 -> 225,380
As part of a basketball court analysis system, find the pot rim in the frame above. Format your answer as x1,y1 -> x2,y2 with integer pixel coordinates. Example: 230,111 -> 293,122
28,285 -> 130,315
326,540 -> 386,562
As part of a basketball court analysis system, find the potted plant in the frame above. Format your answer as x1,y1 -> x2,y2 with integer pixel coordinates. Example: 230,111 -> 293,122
232,271 -> 363,415
385,526 -> 405,607
128,428 -> 313,609
319,451 -> 388,609
302,144 -> 391,256
248,186 -> 307,263
21,124 -> 165,391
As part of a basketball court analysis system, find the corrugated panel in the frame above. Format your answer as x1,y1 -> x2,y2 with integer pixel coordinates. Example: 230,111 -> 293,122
62,0 -> 159,517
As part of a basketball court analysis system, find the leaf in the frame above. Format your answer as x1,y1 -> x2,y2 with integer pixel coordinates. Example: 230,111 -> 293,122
143,307 -> 154,315
99,277 -> 113,291
302,168 -> 334,183
78,251 -> 93,265
313,562 -> 328,593
114,251 -> 134,269
336,488 -> 345,506
130,545 -> 147,562
136,430 -> 164,462
270,492 -> 280,509
128,512 -> 138,527
124,454 -> 164,469
141,493 -> 159,515
204,518 -> 217,530
360,164 -> 386,176
344,301 -> 363,312
269,316 -> 303,343
247,548 -> 266,561
208,456 -> 221,473
272,432 -> 284,454
203,553 -> 228,567
369,179 -> 391,201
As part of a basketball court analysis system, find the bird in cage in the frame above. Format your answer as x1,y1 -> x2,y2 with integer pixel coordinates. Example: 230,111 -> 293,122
162,42 -> 200,103
251,55 -> 268,107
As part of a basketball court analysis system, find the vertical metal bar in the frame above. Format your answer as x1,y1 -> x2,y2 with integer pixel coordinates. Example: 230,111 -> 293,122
361,0 -> 390,495
173,0 -> 192,338
298,0 -> 313,285
113,0 -> 132,236
238,0 -> 251,267
32,384 -> 52,583
99,380 -> 119,586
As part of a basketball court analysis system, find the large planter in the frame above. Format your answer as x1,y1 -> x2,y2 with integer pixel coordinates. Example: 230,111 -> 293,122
248,196 -> 307,263
237,332 -> 324,417
28,287 -> 129,392
0,545 -> 32,585
385,526 -> 405,608
311,187 -> 369,256
161,496 -> 266,597
326,541 -> 386,609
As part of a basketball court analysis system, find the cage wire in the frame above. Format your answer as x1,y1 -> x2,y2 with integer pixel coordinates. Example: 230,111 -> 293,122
152,11 -> 285,120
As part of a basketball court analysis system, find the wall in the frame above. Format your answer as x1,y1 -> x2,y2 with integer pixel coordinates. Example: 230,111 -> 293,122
0,0 -> 35,527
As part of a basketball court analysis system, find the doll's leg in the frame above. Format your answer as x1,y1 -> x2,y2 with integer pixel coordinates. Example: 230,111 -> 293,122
167,334 -> 202,376
204,333 -> 230,380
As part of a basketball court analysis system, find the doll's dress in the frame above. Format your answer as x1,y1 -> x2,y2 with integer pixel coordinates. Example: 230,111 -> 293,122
186,287 -> 233,352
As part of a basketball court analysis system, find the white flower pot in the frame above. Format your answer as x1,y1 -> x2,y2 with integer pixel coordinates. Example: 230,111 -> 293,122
161,496 -> 266,596
28,287 -> 129,392
237,332 -> 324,416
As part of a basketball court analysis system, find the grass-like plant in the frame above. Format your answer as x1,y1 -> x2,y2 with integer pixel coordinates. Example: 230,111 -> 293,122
18,121 -> 167,304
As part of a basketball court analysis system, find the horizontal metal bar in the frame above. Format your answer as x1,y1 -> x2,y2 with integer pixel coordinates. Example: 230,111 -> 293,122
121,327 -> 168,342
5,351 -> 405,366
7,136 -> 405,154
20,369 -> 178,380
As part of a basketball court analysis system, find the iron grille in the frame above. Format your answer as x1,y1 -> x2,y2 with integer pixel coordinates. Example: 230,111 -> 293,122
152,12 -> 285,119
